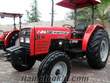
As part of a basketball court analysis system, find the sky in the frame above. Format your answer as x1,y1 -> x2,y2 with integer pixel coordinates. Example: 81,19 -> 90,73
0,0 -> 71,24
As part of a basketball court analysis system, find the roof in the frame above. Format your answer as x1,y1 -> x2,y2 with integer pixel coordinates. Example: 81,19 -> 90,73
0,12 -> 23,18
57,0 -> 101,9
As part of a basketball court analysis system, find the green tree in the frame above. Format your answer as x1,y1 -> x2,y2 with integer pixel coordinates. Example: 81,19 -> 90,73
26,0 -> 40,22
96,0 -> 110,25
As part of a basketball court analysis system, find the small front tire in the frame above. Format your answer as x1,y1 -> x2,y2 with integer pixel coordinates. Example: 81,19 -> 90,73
38,51 -> 71,83
11,49 -> 36,72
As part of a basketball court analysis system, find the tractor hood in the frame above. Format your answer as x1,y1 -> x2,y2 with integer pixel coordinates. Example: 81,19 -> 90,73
32,26 -> 72,39
34,26 -> 71,35
30,26 -> 72,55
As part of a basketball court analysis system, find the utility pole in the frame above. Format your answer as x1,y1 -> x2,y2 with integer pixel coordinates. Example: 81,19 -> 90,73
35,0 -> 37,22
51,0 -> 54,26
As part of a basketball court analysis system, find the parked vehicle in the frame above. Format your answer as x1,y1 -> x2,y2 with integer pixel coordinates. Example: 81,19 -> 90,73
0,12 -> 22,50
6,0 -> 110,83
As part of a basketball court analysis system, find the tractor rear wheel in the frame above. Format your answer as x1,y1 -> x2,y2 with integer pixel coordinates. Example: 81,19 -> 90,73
38,51 -> 71,83
86,28 -> 110,69
11,50 -> 36,72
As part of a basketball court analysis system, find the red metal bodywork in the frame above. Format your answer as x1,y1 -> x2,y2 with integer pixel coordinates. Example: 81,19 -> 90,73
0,31 -> 9,45
57,0 -> 101,9
30,27 -> 71,56
0,34 -> 4,41
29,24 -> 103,56
82,24 -> 103,51
0,31 -> 9,41
4,30 -> 19,46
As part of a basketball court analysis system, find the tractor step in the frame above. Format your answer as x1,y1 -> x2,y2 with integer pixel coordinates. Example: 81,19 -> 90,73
68,48 -> 83,53
4,46 -> 24,62
6,46 -> 22,53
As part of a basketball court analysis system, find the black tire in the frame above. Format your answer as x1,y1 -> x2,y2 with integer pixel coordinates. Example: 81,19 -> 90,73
38,51 -> 71,83
11,49 -> 36,72
86,28 -> 110,69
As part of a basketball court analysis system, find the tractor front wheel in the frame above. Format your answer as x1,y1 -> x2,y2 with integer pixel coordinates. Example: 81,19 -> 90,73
11,49 -> 36,72
86,28 -> 110,69
38,51 -> 71,83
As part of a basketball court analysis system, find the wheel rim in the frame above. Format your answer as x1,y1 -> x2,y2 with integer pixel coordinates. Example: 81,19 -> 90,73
50,61 -> 67,83
100,38 -> 109,62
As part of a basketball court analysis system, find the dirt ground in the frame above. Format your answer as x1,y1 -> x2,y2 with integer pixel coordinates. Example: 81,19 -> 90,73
0,51 -> 110,83
0,24 -> 110,83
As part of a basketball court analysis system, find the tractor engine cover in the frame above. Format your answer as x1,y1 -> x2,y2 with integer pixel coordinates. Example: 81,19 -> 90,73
30,27 -> 71,56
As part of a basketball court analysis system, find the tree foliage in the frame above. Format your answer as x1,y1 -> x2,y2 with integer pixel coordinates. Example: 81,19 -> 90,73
26,0 -> 40,22
96,0 -> 110,24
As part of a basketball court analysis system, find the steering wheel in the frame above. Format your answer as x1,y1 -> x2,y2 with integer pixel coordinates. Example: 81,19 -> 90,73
62,24 -> 73,29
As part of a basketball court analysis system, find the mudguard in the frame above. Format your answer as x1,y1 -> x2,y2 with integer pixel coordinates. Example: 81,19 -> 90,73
4,30 -> 19,47
82,24 -> 103,51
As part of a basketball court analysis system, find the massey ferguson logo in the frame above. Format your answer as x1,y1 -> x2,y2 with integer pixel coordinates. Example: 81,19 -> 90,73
37,30 -> 69,34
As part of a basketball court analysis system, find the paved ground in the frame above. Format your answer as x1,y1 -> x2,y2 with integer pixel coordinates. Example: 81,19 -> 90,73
0,50 -> 110,83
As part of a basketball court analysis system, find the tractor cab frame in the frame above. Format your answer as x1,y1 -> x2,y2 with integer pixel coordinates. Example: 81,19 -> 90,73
57,0 -> 101,29
0,12 -> 22,30
0,12 -> 22,49
57,0 -> 103,51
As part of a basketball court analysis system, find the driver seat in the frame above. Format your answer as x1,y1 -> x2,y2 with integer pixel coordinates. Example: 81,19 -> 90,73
75,22 -> 87,31
73,22 -> 88,38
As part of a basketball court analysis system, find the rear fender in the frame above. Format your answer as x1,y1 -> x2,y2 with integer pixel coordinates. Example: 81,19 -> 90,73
4,30 -> 19,47
82,24 -> 104,51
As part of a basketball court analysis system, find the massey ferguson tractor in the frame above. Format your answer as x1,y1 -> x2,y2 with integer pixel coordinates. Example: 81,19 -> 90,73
5,0 -> 110,83
0,12 -> 22,50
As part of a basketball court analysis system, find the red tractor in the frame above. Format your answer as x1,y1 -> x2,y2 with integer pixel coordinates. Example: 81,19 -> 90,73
0,12 -> 22,50
5,0 -> 110,83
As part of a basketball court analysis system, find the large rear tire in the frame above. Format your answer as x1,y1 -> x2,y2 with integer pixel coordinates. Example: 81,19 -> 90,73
38,51 -> 71,83
86,28 -> 110,69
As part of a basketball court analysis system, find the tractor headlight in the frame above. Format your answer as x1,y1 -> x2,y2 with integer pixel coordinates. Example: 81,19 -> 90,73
20,37 -> 30,43
20,37 -> 24,42
25,37 -> 30,43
